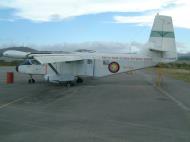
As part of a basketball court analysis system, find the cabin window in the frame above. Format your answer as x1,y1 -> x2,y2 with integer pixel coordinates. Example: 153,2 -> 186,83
103,60 -> 110,65
87,59 -> 92,64
22,59 -> 32,65
21,59 -> 40,65
31,60 -> 40,65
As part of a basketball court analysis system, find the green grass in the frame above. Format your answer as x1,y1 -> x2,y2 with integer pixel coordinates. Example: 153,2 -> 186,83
162,68 -> 190,82
156,62 -> 190,70
0,60 -> 22,66
154,62 -> 190,82
147,67 -> 190,83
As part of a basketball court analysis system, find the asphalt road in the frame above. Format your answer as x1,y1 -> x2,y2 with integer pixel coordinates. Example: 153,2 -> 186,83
0,66 -> 190,142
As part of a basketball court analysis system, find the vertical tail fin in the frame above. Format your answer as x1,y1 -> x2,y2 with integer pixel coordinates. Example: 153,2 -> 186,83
149,13 -> 177,63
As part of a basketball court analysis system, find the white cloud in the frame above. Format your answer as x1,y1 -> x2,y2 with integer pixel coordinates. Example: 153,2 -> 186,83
38,42 -> 134,53
113,15 -> 153,26
0,0 -> 190,28
176,42 -> 190,54
1,41 -> 189,53
0,41 -> 141,53
113,0 -> 190,28
0,0 -> 178,20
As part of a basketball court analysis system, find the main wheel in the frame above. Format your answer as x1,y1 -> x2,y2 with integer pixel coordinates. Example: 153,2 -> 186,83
28,79 -> 35,84
66,82 -> 71,88
32,79 -> 35,83
28,79 -> 32,84
76,77 -> 83,83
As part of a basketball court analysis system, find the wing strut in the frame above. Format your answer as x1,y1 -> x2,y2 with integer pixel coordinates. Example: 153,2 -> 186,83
48,63 -> 59,75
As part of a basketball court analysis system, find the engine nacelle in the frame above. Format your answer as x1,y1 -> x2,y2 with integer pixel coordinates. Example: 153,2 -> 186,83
3,50 -> 30,59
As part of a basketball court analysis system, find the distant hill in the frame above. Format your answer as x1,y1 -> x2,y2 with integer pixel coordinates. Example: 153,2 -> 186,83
178,53 -> 190,60
0,47 -> 37,57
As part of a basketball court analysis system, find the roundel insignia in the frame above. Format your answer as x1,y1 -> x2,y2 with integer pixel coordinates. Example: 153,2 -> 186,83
108,62 -> 120,73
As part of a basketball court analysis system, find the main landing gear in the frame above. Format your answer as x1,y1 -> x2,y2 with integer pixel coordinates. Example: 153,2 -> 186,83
64,77 -> 83,88
28,75 -> 35,84
65,81 -> 72,88
76,77 -> 83,83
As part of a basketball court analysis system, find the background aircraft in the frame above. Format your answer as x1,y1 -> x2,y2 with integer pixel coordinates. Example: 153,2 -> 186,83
3,14 -> 177,86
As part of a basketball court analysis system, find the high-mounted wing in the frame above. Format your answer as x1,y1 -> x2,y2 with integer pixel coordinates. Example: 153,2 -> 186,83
33,54 -> 84,64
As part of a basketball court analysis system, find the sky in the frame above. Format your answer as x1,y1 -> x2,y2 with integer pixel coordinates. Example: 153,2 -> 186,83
0,0 -> 190,53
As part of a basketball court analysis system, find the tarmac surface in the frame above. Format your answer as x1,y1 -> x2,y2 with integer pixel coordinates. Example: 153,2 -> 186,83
0,66 -> 190,142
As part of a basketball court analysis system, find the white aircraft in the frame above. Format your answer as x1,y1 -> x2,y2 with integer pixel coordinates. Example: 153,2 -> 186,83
3,14 -> 177,86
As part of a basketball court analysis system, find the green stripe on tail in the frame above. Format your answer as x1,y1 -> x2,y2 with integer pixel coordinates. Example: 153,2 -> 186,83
150,31 -> 175,38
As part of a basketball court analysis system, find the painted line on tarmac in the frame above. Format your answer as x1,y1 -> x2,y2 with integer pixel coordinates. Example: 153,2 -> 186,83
148,80 -> 190,112
155,86 -> 190,112
0,97 -> 25,109
141,70 -> 190,112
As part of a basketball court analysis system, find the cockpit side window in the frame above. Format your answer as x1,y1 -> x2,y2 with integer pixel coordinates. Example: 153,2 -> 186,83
21,59 -> 32,65
21,59 -> 40,65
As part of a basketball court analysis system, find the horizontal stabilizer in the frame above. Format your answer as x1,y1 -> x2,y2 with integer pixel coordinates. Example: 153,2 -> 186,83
149,47 -> 168,52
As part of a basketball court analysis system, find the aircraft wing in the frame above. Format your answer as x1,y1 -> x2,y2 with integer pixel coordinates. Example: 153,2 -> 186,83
33,55 -> 85,64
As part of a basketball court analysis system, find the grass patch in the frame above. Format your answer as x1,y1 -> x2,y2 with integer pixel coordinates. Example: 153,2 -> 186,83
162,68 -> 190,82
147,67 -> 190,83
149,62 -> 190,83
0,60 -> 22,66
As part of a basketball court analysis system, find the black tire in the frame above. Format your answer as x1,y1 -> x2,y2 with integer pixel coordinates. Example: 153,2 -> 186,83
77,77 -> 83,83
32,79 -> 35,83
66,82 -> 71,88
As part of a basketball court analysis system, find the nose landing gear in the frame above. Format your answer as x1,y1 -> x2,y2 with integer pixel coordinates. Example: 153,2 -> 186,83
28,75 -> 35,84
15,66 -> 19,72
28,78 -> 35,84
76,77 -> 83,83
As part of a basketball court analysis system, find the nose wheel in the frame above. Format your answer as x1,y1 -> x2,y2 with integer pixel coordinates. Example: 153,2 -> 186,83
28,78 -> 35,84
76,77 -> 83,83
28,75 -> 35,84
66,82 -> 71,88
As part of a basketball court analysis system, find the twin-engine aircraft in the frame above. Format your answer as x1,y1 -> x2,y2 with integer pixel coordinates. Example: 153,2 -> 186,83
3,14 -> 177,86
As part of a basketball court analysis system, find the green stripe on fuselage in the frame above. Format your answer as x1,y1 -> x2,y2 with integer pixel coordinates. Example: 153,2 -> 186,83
150,31 -> 175,38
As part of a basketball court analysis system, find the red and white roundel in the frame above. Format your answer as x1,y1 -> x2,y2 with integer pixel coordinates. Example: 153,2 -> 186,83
108,62 -> 120,73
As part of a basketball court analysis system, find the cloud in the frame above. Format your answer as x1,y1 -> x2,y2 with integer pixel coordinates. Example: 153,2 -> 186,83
176,42 -> 190,54
0,0 -> 179,21
0,0 -> 190,28
113,0 -> 190,28
1,41 -> 189,53
113,15 -> 153,26
29,42 -> 190,54
38,42 -> 135,53
0,41 -> 141,53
